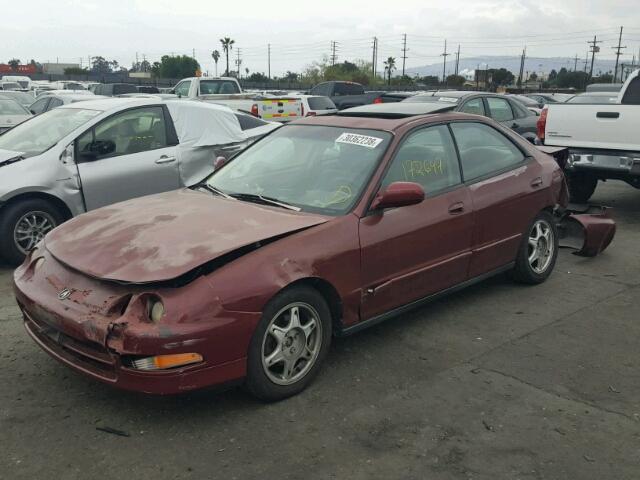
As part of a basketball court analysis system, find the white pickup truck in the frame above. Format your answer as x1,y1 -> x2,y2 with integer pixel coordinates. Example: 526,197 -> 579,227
171,77 -> 303,122
538,69 -> 640,201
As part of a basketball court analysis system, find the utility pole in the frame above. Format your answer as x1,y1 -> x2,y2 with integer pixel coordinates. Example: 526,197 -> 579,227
401,34 -> 408,77
612,26 -> 626,83
267,44 -> 271,80
330,41 -> 338,66
518,46 -> 526,87
588,35 -> 602,80
192,48 -> 196,59
441,39 -> 450,84
235,48 -> 242,79
573,53 -> 579,71
372,37 -> 378,77
454,44 -> 461,76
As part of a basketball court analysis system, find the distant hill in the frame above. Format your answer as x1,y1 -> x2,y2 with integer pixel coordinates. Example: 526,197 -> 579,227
405,56 -> 619,78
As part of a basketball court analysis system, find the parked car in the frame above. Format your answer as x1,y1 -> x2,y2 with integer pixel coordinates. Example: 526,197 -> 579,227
137,86 -> 160,94
0,82 -> 22,91
173,77 -> 303,122
565,92 -> 619,104
403,91 -> 539,142
0,91 -> 35,109
283,95 -> 338,116
13,104 -> 614,401
0,98 -> 32,134
309,81 -> 410,110
506,94 -> 543,115
93,83 -> 138,96
524,93 -> 573,106
0,98 -> 279,264
1,75 -> 32,90
585,83 -> 623,93
28,94 -> 108,115
537,68 -> 640,202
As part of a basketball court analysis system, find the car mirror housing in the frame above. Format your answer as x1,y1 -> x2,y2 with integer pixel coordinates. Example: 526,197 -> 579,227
370,182 -> 425,211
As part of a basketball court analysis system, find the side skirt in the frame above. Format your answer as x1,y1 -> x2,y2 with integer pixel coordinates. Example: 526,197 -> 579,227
338,262 -> 515,337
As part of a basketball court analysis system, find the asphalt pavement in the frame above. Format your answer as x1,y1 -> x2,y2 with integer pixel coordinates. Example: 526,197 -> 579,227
1,180 -> 639,480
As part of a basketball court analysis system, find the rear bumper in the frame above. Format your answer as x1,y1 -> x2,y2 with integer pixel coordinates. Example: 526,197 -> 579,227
557,205 -> 616,257
566,151 -> 640,176
22,307 -> 246,395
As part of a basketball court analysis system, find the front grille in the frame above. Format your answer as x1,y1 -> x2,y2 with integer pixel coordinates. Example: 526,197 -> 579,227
22,307 -> 117,381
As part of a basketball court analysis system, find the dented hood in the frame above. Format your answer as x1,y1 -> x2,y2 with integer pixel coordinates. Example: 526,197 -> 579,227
45,189 -> 329,283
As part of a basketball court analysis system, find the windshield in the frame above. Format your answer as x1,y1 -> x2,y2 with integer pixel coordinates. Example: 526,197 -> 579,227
1,82 -> 21,91
207,125 -> 392,215
0,108 -> 100,157
566,94 -> 618,104
200,80 -> 241,95
0,99 -> 29,115
0,91 -> 34,106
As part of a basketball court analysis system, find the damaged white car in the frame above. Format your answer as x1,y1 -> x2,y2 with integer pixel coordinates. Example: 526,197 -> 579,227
0,98 -> 280,264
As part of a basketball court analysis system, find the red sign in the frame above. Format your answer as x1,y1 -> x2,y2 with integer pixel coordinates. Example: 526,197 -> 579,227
0,64 -> 37,74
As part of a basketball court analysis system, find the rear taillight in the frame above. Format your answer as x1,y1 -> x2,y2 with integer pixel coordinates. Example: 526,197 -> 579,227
250,104 -> 259,117
373,97 -> 383,104
537,107 -> 548,143
300,103 -> 304,117
306,111 -> 317,116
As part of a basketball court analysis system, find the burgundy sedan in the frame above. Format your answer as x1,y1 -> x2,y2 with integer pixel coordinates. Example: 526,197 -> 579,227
14,103 -> 615,401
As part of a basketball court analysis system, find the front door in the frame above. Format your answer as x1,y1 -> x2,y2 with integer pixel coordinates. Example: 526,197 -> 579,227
449,121 -> 547,277
359,124 -> 474,320
76,106 -> 180,211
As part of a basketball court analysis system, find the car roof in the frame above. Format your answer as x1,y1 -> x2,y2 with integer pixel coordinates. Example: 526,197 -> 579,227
57,97 -> 162,112
338,102 -> 456,118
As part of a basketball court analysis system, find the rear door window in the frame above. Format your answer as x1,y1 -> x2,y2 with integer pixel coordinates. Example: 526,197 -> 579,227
486,97 -> 514,122
621,77 -> 640,105
308,97 -> 336,110
334,83 -> 363,96
174,81 -> 191,97
450,122 -> 525,181
47,98 -> 64,110
29,97 -> 49,114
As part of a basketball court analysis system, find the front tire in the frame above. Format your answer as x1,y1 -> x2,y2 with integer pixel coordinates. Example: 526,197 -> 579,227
511,211 -> 559,285
0,199 -> 63,266
245,286 -> 332,401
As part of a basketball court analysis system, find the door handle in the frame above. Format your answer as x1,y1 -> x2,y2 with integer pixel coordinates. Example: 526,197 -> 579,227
155,155 -> 176,164
531,177 -> 543,188
596,111 -> 619,119
448,202 -> 465,214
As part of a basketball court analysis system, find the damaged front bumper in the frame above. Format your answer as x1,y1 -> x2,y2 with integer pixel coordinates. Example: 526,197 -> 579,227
556,204 -> 616,257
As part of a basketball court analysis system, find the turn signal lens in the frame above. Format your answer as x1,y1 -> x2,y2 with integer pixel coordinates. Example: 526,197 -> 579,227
149,300 -> 165,322
130,353 -> 204,371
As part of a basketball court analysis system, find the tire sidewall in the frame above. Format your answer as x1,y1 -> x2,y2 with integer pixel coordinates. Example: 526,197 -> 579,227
246,286 -> 332,401
0,199 -> 64,266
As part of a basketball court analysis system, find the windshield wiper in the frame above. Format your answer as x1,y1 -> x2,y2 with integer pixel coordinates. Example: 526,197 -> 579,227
229,193 -> 301,211
196,183 -> 233,199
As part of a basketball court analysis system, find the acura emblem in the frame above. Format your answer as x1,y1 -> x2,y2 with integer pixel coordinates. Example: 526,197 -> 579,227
58,288 -> 72,300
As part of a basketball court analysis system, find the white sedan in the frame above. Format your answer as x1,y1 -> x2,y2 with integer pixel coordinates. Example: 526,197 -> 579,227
0,98 -> 32,134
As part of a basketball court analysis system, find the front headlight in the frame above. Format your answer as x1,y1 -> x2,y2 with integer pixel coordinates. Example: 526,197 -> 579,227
149,299 -> 165,323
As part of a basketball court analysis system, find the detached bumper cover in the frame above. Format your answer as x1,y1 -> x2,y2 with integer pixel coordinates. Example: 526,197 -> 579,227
557,204 -> 616,257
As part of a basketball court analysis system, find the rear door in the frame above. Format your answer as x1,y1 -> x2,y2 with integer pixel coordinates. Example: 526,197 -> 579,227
75,106 -> 180,210
485,97 -> 519,131
359,124 -> 473,319
450,121 -> 546,277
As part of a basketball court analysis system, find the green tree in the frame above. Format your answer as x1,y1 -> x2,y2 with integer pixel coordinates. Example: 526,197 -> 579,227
8,58 -> 21,70
211,50 -> 220,76
152,55 -> 200,78
220,37 -> 235,76
64,67 -> 89,75
91,56 -> 119,74
489,68 -> 515,86
383,57 -> 396,85
247,72 -> 269,83
417,75 -> 441,86
445,74 -> 466,87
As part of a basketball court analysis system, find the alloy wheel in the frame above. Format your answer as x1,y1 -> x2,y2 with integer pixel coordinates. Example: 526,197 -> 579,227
13,211 -> 56,254
261,302 -> 323,386
528,219 -> 554,274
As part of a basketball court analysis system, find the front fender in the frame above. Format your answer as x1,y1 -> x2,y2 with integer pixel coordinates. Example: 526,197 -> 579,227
557,205 -> 616,257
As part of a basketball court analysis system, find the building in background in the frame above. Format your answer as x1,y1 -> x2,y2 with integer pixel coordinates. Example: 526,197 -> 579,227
42,63 -> 80,75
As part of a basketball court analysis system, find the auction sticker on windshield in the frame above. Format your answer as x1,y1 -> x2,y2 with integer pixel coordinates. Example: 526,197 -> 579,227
336,132 -> 383,149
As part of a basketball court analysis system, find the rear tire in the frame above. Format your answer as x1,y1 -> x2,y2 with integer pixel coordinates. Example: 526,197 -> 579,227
0,199 -> 64,266
566,173 -> 597,203
511,211 -> 559,285
245,286 -> 332,402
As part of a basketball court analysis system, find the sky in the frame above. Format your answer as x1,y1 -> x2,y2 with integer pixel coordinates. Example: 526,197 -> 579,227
2,0 -> 639,76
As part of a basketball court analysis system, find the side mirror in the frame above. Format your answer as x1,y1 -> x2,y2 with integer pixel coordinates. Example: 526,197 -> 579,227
370,182 -> 425,211
214,155 -> 228,170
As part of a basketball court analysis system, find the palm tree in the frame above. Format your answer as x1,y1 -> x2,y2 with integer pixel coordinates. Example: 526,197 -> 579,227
211,50 -> 220,76
219,37 -> 235,76
383,57 -> 396,85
